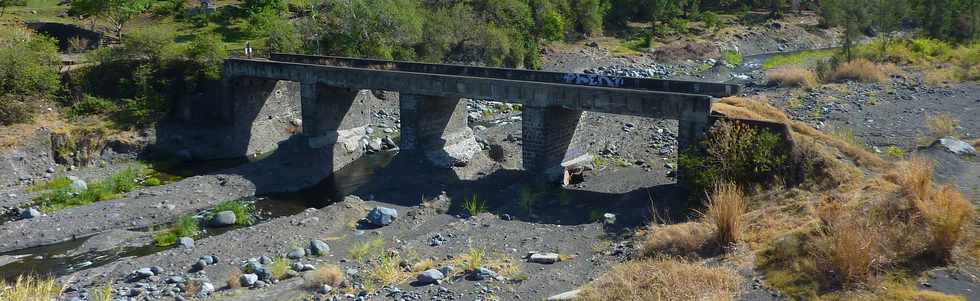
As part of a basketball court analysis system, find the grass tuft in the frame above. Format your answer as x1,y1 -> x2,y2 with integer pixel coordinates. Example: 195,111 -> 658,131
916,185 -> 974,262
0,275 -> 64,300
828,59 -> 887,84
925,113 -> 960,139
152,214 -> 199,247
349,237 -> 385,262
640,222 -> 713,257
578,258 -> 739,301
207,199 -> 257,226
767,67 -> 818,88
705,182 -> 747,248
460,194 -> 488,217
305,264 -> 344,288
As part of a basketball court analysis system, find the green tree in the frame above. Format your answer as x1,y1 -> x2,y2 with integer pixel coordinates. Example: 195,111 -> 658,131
870,0 -> 909,59
70,0 -> 152,37
186,33 -> 228,81
823,0 -> 870,61
0,25 -> 59,125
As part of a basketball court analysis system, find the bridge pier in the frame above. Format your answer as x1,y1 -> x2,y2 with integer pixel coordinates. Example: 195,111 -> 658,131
399,94 -> 480,167
521,106 -> 585,181
302,83 -> 371,172
218,77 -> 301,159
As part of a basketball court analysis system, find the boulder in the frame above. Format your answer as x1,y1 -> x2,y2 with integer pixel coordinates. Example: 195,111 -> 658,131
932,138 -> 977,156
416,269 -> 444,284
366,207 -> 398,226
195,282 -> 214,297
310,239 -> 330,256
68,176 -> 87,191
472,267 -> 496,280
19,208 -> 40,219
529,253 -> 560,264
287,247 -> 306,259
210,211 -> 236,227
240,274 -> 259,287
177,237 -> 194,248
546,289 -> 581,301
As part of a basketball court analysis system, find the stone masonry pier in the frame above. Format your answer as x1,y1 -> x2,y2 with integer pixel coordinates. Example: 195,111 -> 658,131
221,55 -> 739,180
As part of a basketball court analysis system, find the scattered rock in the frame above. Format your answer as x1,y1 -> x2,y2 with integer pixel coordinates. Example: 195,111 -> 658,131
529,252 -> 560,264
310,239 -> 330,256
931,138 -> 977,156
19,208 -> 40,219
134,267 -> 155,279
366,207 -> 398,226
192,259 -> 208,271
210,211 -> 237,227
602,213 -> 616,225
195,282 -> 214,297
68,176 -> 87,191
417,269 -> 444,284
546,289 -> 581,301
287,247 -> 306,259
177,237 -> 194,248
472,267 -> 496,280
240,273 -> 258,287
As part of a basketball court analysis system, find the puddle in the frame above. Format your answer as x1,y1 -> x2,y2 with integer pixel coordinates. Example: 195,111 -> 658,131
0,151 -> 397,281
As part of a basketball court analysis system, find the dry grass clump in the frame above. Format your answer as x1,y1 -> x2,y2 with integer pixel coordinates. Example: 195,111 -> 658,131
886,156 -> 934,203
916,185 -> 974,261
925,113 -> 960,139
0,275 -> 64,301
641,222 -> 713,257
578,258 -> 740,301
767,67 -> 819,88
809,216 -> 882,288
226,269 -> 243,289
828,59 -> 887,83
305,264 -> 344,288
705,182 -> 746,248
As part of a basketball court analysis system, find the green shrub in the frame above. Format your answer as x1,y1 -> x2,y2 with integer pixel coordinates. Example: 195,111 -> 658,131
679,120 -> 788,196
67,95 -> 117,119
0,98 -> 36,125
208,199 -> 257,226
461,194 -> 488,216
723,50 -> 743,65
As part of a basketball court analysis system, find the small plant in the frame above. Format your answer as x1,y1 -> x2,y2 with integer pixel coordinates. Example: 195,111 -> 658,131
349,237 -> 385,261
153,215 -> 199,246
916,185 -> 974,261
90,279 -> 113,301
207,199 -> 257,226
0,275 -> 65,300
517,186 -> 538,214
882,146 -> 905,158
226,269 -> 242,289
368,250 -> 409,288
925,113 -> 960,139
454,244 -> 486,272
722,50 -> 743,65
270,257 -> 290,280
704,183 -> 746,248
461,194 -> 488,217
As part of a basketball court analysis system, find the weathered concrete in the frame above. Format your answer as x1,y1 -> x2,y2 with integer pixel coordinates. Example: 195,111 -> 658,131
221,55 -> 736,181
399,94 -> 480,167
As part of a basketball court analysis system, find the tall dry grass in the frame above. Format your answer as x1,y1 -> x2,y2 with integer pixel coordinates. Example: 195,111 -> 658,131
916,185 -> 975,261
810,217 -> 881,288
641,222 -> 713,257
706,183 -> 747,248
0,275 -> 64,301
305,264 -> 344,288
887,157 -> 934,203
767,67 -> 819,88
578,258 -> 740,301
925,113 -> 960,139
829,59 -> 887,83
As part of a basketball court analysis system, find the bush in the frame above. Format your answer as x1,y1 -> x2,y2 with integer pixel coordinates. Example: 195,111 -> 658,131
916,185 -> 974,261
305,264 -> 344,288
0,98 -> 36,125
67,95 -> 117,119
641,222 -> 713,257
679,120 -> 788,196
722,49 -> 742,65
828,59 -> 886,83
766,67 -> 818,88
925,113 -> 960,139
0,25 -> 60,98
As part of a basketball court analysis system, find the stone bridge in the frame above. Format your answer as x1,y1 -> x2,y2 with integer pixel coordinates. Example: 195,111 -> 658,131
218,54 -> 740,180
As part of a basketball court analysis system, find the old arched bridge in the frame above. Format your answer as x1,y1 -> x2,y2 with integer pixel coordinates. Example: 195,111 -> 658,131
214,54 -> 740,180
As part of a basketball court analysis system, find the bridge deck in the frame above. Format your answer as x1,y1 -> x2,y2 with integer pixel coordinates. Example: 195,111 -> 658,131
268,53 -> 741,98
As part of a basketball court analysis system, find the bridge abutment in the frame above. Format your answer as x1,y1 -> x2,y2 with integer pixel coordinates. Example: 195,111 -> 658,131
522,105 -> 585,181
399,94 -> 480,167
302,83 -> 371,172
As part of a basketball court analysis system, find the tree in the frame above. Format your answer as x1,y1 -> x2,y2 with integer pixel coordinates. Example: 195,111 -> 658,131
822,0 -> 870,61
70,0 -> 151,37
870,0 -> 909,59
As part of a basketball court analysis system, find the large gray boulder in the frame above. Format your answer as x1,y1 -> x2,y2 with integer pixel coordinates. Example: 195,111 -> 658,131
19,208 -> 40,219
240,273 -> 258,287
932,137 -> 977,156
310,239 -> 330,256
366,207 -> 398,226
210,211 -> 236,227
416,269 -> 444,284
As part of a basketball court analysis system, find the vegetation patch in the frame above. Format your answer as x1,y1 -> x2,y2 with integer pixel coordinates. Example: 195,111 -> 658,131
762,49 -> 835,70
153,214 -> 199,247
460,194 -> 488,217
31,164 -> 156,212
206,199 -> 257,226
578,258 -> 740,301
349,237 -> 385,262
0,275 -> 65,300
767,67 -> 818,89
678,119 -> 788,196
